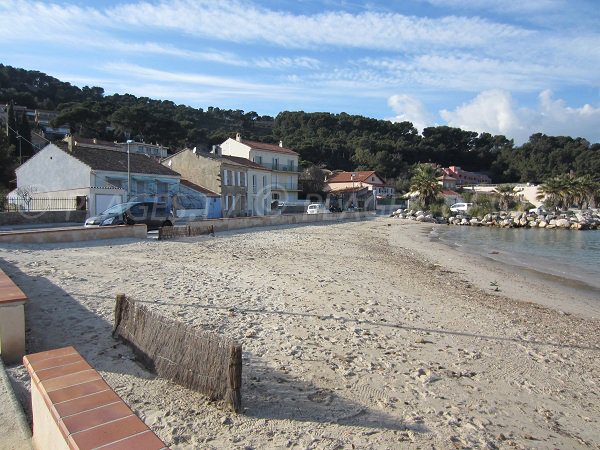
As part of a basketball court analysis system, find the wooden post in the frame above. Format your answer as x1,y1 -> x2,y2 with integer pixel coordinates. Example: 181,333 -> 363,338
113,294 -> 126,337
227,344 -> 242,413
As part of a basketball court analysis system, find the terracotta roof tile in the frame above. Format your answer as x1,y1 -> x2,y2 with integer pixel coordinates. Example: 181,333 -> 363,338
327,171 -> 378,183
240,139 -> 298,156
221,155 -> 271,171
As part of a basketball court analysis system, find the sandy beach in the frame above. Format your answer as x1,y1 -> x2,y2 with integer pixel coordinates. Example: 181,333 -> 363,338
1,217 -> 599,449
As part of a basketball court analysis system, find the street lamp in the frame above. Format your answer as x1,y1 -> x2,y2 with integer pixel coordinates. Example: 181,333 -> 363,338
351,172 -> 356,209
126,140 -> 133,200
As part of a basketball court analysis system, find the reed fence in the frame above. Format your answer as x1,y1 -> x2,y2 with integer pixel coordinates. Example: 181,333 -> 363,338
113,294 -> 242,412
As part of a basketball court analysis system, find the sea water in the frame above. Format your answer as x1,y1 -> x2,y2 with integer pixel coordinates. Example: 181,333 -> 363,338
431,226 -> 600,292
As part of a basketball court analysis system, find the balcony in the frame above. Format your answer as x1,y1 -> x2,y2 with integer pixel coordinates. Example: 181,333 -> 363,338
271,183 -> 300,191
259,163 -> 301,172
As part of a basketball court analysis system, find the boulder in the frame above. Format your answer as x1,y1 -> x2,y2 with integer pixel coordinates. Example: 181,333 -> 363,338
556,218 -> 571,228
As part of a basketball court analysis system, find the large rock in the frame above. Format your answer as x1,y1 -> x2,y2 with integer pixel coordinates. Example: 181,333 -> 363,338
556,218 -> 571,228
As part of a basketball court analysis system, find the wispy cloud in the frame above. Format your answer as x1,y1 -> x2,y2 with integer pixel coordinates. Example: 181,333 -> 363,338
1,0 -> 531,51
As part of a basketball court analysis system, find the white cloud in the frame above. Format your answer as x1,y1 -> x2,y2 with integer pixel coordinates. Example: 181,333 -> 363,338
417,0 -> 566,14
387,94 -> 433,132
0,0 -> 531,52
440,90 -> 600,144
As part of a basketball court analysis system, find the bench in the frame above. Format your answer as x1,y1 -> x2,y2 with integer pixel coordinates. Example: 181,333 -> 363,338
23,346 -> 167,450
0,268 -> 28,364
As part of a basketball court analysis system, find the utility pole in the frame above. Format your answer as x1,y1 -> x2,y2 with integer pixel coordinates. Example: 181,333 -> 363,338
17,132 -> 22,165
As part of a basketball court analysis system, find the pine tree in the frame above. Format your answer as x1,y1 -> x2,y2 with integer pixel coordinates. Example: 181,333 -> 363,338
0,129 -> 16,190
18,111 -> 33,160
6,101 -> 18,149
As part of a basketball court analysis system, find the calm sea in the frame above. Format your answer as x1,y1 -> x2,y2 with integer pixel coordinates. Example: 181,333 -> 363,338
430,226 -> 600,292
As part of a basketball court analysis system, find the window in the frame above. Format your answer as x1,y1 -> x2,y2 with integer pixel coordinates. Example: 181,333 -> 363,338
252,175 -> 257,194
156,181 -> 168,194
235,171 -> 240,186
262,175 -> 267,188
288,160 -> 295,171
273,157 -> 279,170
106,178 -> 123,188
136,180 -> 146,194
240,172 -> 246,187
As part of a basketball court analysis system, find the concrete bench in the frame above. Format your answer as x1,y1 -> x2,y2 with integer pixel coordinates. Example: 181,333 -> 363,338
0,268 -> 28,364
24,346 -> 167,450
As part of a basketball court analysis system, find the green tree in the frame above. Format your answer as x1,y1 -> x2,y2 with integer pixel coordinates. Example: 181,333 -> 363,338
410,164 -> 442,208
299,165 -> 326,200
6,101 -> 18,148
0,129 -> 16,189
18,111 -> 33,161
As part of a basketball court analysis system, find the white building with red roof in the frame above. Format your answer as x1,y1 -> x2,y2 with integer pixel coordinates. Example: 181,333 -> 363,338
220,133 -> 300,202
325,171 -> 395,197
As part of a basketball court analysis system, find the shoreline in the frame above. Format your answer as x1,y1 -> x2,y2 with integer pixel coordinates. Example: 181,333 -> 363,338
1,217 -> 599,449
397,221 -> 600,319
429,227 -> 600,310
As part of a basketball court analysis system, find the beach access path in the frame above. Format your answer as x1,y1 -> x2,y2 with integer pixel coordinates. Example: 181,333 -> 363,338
0,218 -> 598,449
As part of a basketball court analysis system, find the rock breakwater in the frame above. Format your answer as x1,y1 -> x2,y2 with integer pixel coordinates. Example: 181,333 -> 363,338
391,209 -> 600,230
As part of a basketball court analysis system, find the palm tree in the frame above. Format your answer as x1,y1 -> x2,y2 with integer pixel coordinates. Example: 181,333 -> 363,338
572,175 -> 597,209
537,175 -> 570,209
410,164 -> 442,208
494,185 -> 515,211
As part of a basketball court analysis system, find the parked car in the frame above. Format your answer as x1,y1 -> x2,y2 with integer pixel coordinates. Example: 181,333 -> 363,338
449,202 -> 473,213
528,206 -> 547,214
306,203 -> 330,214
84,201 -> 173,230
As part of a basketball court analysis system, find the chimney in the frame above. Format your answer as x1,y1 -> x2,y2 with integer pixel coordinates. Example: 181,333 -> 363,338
279,140 -> 283,147
235,133 -> 241,142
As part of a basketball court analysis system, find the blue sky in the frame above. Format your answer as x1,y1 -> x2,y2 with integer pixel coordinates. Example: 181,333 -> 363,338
1,0 -> 599,144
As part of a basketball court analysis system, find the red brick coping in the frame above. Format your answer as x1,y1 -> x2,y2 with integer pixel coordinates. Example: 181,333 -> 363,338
0,268 -> 28,305
24,346 -> 168,450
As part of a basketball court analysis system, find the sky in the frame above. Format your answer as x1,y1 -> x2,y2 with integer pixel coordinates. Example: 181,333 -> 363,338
1,0 -> 599,144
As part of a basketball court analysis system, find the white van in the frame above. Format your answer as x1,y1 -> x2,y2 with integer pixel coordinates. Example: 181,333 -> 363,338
306,203 -> 329,214
449,202 -> 473,213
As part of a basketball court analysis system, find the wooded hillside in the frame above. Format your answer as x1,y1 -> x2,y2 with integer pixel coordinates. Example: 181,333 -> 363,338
1,64 -> 599,191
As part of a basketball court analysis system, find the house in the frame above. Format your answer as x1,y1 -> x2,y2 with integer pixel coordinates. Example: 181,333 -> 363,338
325,171 -> 395,198
64,135 -> 168,159
162,149 -> 250,217
220,133 -> 300,203
441,166 -> 491,186
174,179 -> 221,219
437,175 -> 464,205
12,142 -> 180,216
220,154 -> 272,216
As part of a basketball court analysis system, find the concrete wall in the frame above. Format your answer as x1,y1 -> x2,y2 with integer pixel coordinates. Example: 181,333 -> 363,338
0,210 -> 87,226
189,211 -> 369,234
164,150 -> 222,194
0,224 -> 147,244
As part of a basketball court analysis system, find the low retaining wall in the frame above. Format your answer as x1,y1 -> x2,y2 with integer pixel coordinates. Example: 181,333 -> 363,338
24,346 -> 167,450
0,268 -> 28,364
113,295 -> 242,412
0,224 -> 147,244
159,211 -> 370,239
0,210 -> 87,226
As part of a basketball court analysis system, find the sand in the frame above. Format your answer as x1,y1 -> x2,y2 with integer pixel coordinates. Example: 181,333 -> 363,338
1,217 -> 599,449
